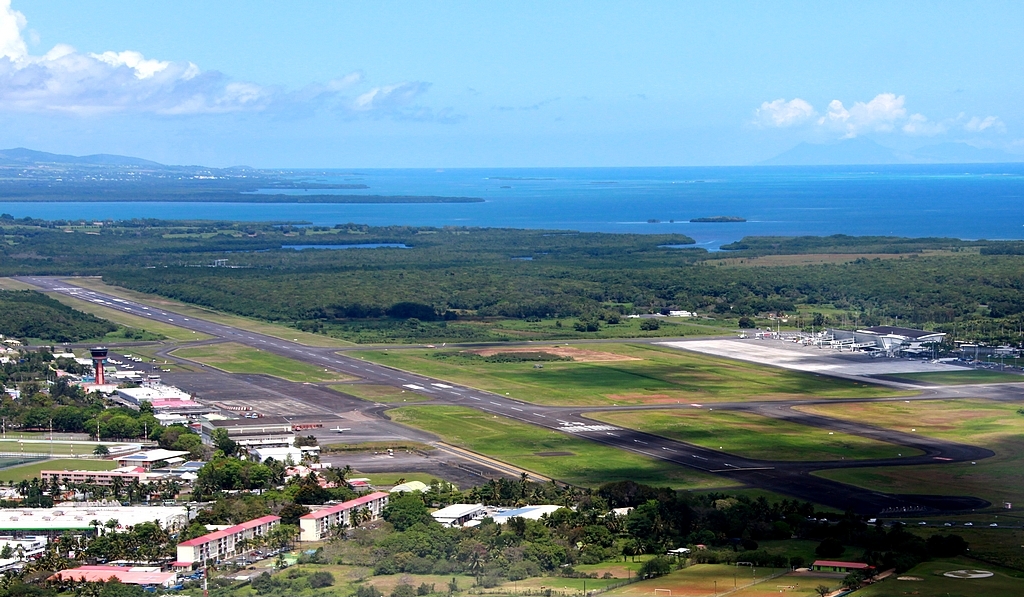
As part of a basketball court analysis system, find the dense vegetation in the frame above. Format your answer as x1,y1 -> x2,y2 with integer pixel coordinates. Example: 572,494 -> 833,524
0,290 -> 117,341
2,218 -> 1024,344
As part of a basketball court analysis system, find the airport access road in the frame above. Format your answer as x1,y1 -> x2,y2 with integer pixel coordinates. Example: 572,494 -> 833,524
15,276 -> 1001,514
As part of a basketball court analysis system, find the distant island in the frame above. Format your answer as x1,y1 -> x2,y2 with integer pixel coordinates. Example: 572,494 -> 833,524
690,216 -> 746,223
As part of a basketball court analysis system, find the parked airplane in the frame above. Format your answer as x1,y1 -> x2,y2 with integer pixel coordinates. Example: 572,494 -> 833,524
331,427 -> 352,433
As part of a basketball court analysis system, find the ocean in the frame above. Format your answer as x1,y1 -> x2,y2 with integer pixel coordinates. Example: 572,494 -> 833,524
2,164 -> 1023,250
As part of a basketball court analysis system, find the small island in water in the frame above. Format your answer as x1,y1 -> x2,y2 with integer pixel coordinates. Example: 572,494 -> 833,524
690,216 -> 746,223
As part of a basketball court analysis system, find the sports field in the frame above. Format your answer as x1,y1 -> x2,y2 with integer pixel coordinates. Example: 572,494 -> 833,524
878,369 -> 1023,385
354,343 -> 900,406
587,409 -> 920,461
172,342 -> 355,383
0,459 -> 117,482
0,439 -> 126,457
68,277 -> 352,347
388,406 -> 736,490
603,564 -> 815,597
804,399 -> 1024,506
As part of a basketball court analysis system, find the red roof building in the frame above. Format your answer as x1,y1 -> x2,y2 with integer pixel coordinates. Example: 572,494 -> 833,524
52,566 -> 178,587
812,560 -> 874,573
176,515 -> 280,565
299,492 -> 389,542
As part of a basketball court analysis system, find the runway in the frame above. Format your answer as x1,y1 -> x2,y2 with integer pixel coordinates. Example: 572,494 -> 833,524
19,276 -> 1022,515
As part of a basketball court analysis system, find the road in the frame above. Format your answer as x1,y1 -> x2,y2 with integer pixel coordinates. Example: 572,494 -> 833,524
19,276 -> 1022,515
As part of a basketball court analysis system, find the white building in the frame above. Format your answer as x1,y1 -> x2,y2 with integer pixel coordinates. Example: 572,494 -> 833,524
116,385 -> 192,406
0,536 -> 47,559
430,503 -> 485,527
0,506 -> 187,535
491,505 -> 564,524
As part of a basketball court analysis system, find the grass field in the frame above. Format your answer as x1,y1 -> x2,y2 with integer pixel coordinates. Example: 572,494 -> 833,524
804,399 -> 1024,507
604,564 -> 813,597
328,383 -> 432,403
855,558 -> 1024,597
0,277 -> 38,291
387,406 -> 735,490
350,471 -> 449,488
171,342 -> 355,383
0,439 -> 126,457
587,409 -> 920,461
0,459 -> 116,482
353,343 -> 899,407
878,369 -> 1024,385
67,277 -> 353,347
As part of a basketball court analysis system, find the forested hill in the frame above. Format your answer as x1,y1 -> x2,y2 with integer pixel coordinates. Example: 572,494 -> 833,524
1,217 -> 1023,344
0,290 -> 116,342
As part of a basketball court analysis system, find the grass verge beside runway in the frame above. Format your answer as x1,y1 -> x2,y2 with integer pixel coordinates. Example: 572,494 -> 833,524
67,277 -> 353,347
328,384 -> 432,403
172,342 -> 356,383
877,369 -> 1023,385
353,343 -> 904,406
804,399 -> 1024,507
387,405 -> 736,490
587,409 -> 921,461
0,459 -> 116,482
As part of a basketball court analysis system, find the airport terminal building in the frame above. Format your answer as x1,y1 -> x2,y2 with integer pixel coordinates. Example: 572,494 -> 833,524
828,326 -> 946,355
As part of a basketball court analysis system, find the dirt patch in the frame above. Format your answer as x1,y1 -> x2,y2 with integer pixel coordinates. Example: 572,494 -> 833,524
472,346 -> 641,362
534,451 -> 575,457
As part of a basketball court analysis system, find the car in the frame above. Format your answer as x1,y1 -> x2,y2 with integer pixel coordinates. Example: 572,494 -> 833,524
918,521 -> 927,525
964,522 -> 974,526
990,523 -> 998,527
944,522 -> 953,526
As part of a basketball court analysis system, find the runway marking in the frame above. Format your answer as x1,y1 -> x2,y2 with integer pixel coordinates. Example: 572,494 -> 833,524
510,407 -> 523,411
403,384 -> 426,390
432,383 -> 453,388
561,424 -> 619,433
532,413 -> 546,418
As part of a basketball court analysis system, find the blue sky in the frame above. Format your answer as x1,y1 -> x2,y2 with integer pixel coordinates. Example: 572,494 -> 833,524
0,1 -> 1020,167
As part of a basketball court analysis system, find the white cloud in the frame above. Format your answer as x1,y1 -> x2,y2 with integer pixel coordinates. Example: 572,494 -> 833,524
902,113 -> 947,136
963,115 -> 1004,133
820,93 -> 906,137
756,92 -> 1005,139
0,1 -> 444,120
755,98 -> 815,127
0,0 -> 27,61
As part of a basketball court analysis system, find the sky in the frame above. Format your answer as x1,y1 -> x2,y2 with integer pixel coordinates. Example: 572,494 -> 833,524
0,1 -> 1021,168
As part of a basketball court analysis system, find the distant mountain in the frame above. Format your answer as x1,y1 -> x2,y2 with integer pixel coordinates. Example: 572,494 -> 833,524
762,139 -> 1024,166
0,147 -> 164,167
761,138 -> 902,165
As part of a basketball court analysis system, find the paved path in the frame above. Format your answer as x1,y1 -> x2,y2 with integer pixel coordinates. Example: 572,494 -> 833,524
20,276 -> 1024,515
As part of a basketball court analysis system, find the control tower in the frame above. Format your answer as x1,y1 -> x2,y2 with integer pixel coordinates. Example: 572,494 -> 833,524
90,347 -> 109,385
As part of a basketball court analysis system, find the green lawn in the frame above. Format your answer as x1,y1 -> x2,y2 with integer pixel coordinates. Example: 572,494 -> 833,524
0,459 -> 116,482
855,558 -> 1024,597
351,471 -> 452,488
805,399 -> 1024,507
68,277 -> 353,347
603,563 -> 814,597
587,409 -> 920,461
0,439 -> 125,457
387,405 -> 735,490
328,383 -> 432,403
878,369 -> 1024,385
172,342 -> 355,383
353,343 -> 902,407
